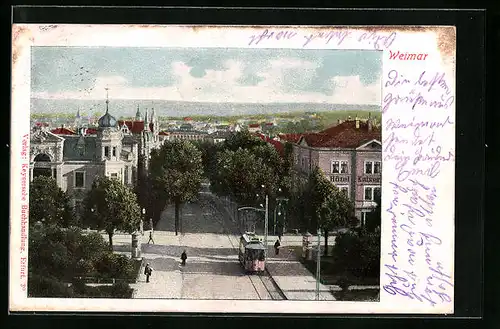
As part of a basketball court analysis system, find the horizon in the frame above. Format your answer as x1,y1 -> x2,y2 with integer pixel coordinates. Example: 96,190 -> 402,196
31,47 -> 382,105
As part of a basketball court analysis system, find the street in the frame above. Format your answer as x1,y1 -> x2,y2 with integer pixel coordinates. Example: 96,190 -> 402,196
131,189 -> 283,299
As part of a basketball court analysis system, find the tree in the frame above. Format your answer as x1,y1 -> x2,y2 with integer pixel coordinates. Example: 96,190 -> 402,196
29,176 -> 73,227
211,148 -> 276,205
222,130 -> 266,152
149,140 -> 204,235
82,176 -> 142,248
317,187 -> 355,256
305,167 -> 355,256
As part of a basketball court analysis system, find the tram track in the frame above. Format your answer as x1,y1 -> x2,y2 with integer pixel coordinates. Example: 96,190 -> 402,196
199,192 -> 285,300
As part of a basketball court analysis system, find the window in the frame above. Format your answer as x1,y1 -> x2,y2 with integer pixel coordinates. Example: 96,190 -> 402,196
365,161 -> 373,174
338,185 -> 349,197
124,166 -> 129,184
331,161 -> 339,173
340,161 -> 348,174
110,173 -> 118,179
75,171 -> 85,188
365,161 -> 381,174
364,186 -> 381,201
112,147 -> 117,157
332,160 -> 348,174
52,168 -> 57,179
104,146 -> 110,157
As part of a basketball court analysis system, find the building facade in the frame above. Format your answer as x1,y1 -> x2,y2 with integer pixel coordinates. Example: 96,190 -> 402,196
30,96 -> 163,216
285,117 -> 382,225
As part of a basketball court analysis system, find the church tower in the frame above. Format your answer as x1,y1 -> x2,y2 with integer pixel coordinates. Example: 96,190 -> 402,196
150,107 -> 159,141
96,88 -> 123,164
135,105 -> 142,121
75,109 -> 82,130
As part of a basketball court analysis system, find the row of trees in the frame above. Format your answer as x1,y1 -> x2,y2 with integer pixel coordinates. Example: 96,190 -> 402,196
192,131 -> 359,254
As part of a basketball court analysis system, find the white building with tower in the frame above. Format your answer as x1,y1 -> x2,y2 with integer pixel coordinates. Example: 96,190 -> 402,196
29,88 -> 163,216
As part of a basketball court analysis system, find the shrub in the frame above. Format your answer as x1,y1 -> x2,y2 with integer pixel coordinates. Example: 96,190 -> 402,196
95,253 -> 134,279
28,274 -> 74,298
332,229 -> 381,279
110,282 -> 133,298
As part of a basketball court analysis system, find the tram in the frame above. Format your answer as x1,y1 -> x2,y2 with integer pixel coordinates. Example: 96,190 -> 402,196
238,232 -> 266,273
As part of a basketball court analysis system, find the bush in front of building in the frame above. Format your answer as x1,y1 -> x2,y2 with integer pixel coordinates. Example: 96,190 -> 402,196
331,229 -> 381,280
28,224 -> 137,298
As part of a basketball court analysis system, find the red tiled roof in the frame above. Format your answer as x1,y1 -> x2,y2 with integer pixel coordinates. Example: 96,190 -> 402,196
118,120 -> 154,134
159,131 -> 169,136
302,120 -> 381,148
278,133 -> 303,143
254,133 -> 284,156
248,123 -> 260,128
51,127 -> 75,135
184,117 -> 193,121
265,122 -> 274,126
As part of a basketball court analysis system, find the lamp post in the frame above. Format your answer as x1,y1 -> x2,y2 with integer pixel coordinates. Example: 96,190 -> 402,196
316,228 -> 321,301
264,193 -> 269,259
142,208 -> 146,232
275,196 -> 289,238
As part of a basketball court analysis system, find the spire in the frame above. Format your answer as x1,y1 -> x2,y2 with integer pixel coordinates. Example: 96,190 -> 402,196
105,87 -> 109,113
143,107 -> 149,131
76,109 -> 81,119
135,105 -> 142,121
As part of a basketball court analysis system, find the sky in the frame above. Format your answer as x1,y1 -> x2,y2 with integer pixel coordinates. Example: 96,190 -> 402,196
31,47 -> 382,105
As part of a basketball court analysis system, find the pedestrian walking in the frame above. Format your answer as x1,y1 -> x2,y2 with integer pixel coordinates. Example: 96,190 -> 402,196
147,231 -> 155,244
274,239 -> 281,255
181,250 -> 187,266
144,263 -> 153,283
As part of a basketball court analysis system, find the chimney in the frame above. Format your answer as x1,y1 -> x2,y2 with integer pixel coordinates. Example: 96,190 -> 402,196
368,112 -> 373,132
355,116 -> 360,129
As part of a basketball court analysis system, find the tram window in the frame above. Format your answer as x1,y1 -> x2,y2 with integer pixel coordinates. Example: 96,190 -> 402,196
258,251 -> 265,261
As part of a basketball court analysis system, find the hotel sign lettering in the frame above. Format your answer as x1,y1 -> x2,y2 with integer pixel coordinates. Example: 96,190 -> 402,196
357,176 -> 381,184
331,175 -> 350,183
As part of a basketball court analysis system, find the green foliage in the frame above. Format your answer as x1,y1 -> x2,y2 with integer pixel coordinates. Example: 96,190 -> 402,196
209,131 -> 292,209
29,176 -> 73,227
28,224 -> 136,298
298,167 -> 355,255
149,140 -> 204,234
28,274 -> 74,298
82,176 -> 142,247
332,230 -> 381,279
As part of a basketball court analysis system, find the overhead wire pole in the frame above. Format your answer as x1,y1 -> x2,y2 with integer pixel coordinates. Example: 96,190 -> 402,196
264,194 -> 269,259
316,228 -> 321,301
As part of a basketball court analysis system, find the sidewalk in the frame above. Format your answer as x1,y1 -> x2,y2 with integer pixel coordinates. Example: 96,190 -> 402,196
264,242 -> 336,301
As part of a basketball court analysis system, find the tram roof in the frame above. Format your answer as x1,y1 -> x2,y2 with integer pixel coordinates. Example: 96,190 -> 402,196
245,243 -> 266,250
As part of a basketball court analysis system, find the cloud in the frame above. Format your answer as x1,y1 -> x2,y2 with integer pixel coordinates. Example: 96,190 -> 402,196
31,59 -> 381,105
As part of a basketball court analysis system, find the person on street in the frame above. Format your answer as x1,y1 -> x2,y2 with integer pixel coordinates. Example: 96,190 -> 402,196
144,263 -> 153,283
147,231 -> 155,244
274,239 -> 281,255
181,250 -> 187,266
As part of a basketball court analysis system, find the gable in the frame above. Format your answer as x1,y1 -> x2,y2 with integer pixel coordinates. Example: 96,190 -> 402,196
298,136 -> 309,147
356,139 -> 382,150
31,129 -> 65,144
